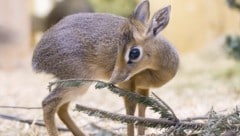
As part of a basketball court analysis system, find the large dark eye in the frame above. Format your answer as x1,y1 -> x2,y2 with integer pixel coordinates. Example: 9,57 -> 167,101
125,46 -> 143,64
129,48 -> 140,60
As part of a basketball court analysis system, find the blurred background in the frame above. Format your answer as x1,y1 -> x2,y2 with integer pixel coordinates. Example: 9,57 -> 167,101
0,0 -> 239,135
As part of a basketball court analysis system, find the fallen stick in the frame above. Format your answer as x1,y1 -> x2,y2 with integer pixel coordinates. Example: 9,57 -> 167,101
0,113 -> 69,132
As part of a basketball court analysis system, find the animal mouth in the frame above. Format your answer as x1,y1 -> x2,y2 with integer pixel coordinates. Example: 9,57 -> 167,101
109,72 -> 130,84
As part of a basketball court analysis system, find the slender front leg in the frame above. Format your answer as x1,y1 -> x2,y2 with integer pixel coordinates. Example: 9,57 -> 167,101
137,89 -> 149,135
119,81 -> 136,136
124,96 -> 137,136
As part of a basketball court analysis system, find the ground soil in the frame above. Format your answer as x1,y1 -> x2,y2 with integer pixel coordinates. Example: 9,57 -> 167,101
0,42 -> 239,136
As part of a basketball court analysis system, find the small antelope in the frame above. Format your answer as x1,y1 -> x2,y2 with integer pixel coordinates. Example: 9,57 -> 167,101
32,0 -> 179,136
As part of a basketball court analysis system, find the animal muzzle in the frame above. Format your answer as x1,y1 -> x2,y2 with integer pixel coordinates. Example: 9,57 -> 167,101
109,71 -> 131,84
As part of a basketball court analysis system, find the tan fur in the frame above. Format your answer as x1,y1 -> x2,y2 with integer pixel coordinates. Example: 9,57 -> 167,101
32,0 -> 179,136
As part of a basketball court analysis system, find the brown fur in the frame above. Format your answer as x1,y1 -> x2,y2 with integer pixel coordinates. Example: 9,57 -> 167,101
32,0 -> 179,136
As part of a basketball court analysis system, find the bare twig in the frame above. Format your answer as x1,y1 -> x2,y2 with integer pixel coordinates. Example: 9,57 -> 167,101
0,113 -> 69,132
48,79 -> 104,92
0,106 -> 41,110
152,92 -> 178,121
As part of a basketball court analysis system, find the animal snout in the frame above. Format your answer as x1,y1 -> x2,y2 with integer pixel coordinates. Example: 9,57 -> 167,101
109,71 -> 130,84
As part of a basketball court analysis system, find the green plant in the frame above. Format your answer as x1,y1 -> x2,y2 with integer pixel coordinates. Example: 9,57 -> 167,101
89,0 -> 137,17
226,0 -> 240,10
225,0 -> 240,60
225,35 -> 240,60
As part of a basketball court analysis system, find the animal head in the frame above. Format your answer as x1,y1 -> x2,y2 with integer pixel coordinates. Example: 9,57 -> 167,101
110,0 -> 173,84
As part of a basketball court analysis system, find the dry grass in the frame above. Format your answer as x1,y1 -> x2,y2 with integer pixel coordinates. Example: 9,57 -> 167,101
0,40 -> 240,135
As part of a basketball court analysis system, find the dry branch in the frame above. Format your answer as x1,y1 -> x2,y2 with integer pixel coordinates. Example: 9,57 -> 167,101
49,79 -> 240,135
0,113 -> 69,132
1,79 -> 240,135
0,106 -> 41,110
152,92 -> 178,121
75,104 -> 205,129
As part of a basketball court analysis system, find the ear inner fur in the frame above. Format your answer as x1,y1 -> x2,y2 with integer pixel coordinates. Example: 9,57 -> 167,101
147,6 -> 171,36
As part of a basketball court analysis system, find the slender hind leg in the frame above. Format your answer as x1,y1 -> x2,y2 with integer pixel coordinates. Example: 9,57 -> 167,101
57,103 -> 85,136
42,83 -> 90,136
42,95 -> 60,136
119,81 -> 136,136
137,89 -> 149,135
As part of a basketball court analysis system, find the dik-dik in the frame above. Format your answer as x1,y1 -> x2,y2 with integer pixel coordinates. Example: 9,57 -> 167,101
32,0 -> 179,136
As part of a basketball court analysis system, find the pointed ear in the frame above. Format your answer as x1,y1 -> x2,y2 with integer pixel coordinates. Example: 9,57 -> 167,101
147,5 -> 171,36
132,0 -> 150,24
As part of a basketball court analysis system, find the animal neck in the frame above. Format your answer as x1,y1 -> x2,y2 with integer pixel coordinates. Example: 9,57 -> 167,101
153,36 -> 179,80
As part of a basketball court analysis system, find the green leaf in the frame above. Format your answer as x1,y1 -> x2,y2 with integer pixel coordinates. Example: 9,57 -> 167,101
95,82 -> 108,89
